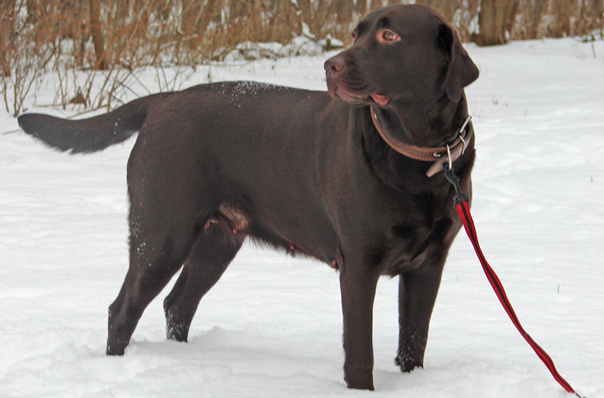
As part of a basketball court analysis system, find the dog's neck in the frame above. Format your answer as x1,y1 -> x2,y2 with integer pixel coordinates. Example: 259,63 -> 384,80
372,94 -> 469,149
369,99 -> 473,177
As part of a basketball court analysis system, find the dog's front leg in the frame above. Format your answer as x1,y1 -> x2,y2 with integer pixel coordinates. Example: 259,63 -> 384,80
339,254 -> 381,390
396,255 -> 447,372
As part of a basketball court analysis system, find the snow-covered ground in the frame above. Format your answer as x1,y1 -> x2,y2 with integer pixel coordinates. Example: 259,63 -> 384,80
1,38 -> 602,398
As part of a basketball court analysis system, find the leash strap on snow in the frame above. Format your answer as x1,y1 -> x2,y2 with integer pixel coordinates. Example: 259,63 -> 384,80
443,164 -> 583,398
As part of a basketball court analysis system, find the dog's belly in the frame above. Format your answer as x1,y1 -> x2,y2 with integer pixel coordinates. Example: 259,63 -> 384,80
208,199 -> 339,265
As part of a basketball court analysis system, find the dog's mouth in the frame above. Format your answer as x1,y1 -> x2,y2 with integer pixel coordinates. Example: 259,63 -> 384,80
325,56 -> 391,106
325,52 -> 391,107
327,80 -> 390,106
369,93 -> 390,106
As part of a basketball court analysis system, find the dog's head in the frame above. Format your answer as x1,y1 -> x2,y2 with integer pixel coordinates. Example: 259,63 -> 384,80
324,5 -> 479,106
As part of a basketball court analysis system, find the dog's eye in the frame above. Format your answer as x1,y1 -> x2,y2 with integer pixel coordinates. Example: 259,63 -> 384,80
351,31 -> 358,43
378,30 -> 400,43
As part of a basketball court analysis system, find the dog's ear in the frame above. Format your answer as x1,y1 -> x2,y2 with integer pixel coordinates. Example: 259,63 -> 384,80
438,24 -> 479,103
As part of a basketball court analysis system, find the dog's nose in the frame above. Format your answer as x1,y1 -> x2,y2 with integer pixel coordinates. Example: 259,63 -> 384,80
324,55 -> 345,76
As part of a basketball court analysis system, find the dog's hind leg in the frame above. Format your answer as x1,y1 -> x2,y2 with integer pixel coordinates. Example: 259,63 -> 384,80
163,225 -> 244,342
105,130 -> 226,356
106,183 -> 207,355
106,221 -> 198,356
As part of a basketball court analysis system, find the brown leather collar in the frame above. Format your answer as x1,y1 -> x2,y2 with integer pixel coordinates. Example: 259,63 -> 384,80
370,107 -> 473,177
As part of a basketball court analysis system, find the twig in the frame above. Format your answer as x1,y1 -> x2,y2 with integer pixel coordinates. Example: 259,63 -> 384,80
2,128 -> 22,135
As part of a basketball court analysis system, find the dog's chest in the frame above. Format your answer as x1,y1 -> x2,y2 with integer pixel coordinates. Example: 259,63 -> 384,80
379,214 -> 455,276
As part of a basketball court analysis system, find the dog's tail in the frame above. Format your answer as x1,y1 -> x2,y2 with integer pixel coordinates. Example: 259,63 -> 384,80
18,92 -> 172,153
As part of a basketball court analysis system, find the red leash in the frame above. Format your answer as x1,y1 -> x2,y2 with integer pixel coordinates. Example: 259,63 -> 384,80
443,165 -> 584,397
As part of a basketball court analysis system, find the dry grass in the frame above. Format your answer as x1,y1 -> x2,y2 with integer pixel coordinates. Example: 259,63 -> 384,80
1,0 -> 602,116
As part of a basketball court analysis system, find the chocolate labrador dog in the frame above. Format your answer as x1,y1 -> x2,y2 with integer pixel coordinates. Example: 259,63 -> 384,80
18,4 -> 478,390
